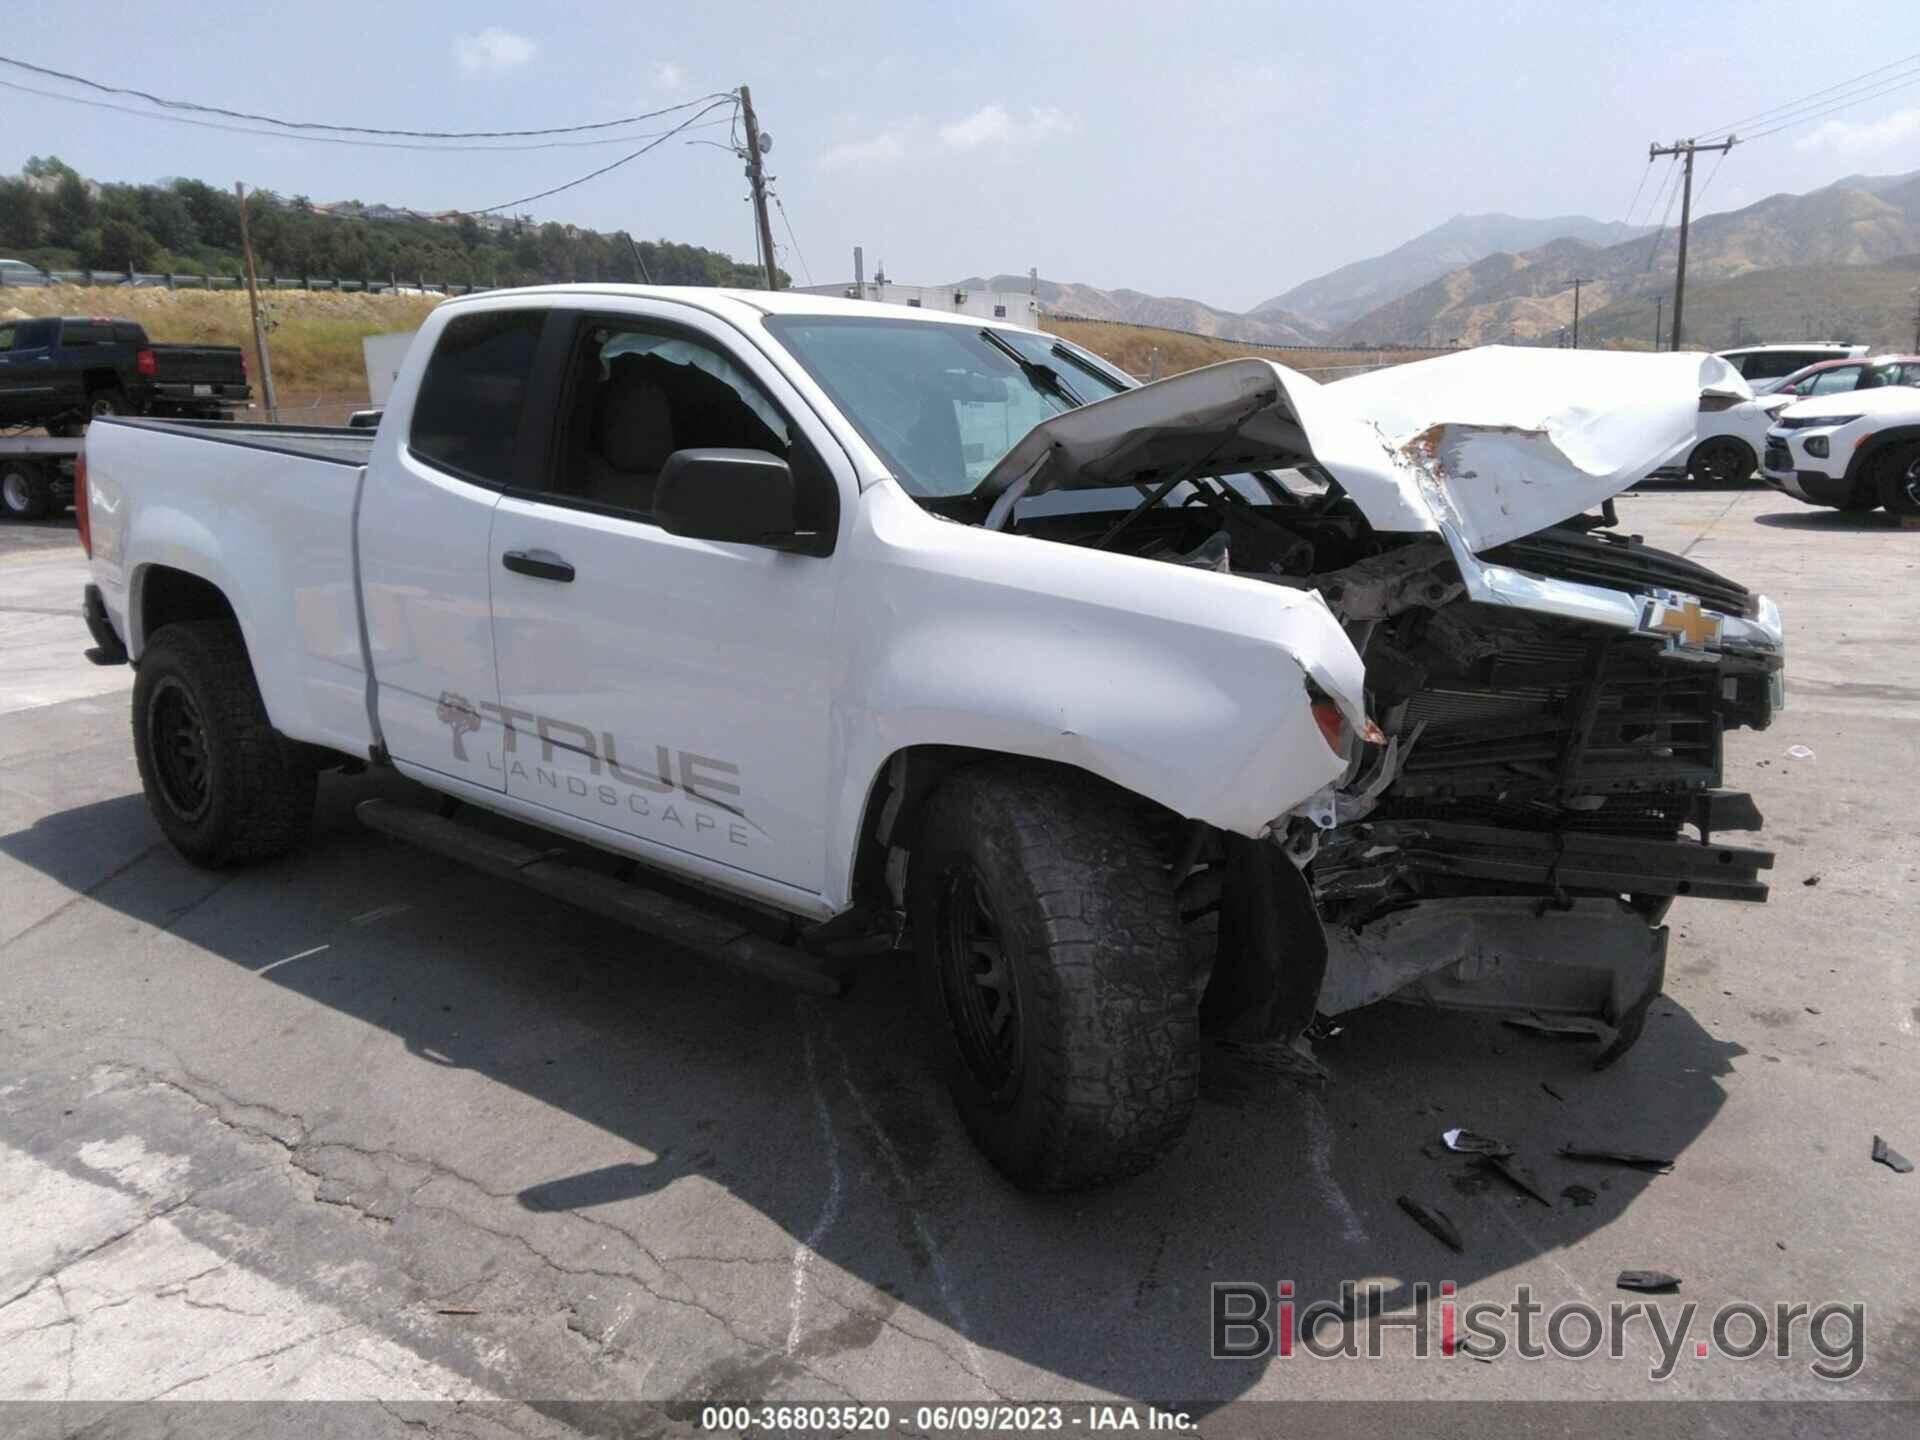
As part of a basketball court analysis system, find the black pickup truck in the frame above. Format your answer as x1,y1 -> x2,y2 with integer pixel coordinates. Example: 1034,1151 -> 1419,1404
0,316 -> 250,433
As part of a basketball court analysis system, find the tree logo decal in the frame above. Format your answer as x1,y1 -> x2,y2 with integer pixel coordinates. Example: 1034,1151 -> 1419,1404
436,691 -> 481,761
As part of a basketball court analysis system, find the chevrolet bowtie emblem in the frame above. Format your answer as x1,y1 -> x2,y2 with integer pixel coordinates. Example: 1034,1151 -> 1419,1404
1650,598 -> 1719,650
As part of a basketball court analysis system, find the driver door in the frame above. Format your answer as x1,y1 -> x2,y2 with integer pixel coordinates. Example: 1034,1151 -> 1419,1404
488,302 -> 849,903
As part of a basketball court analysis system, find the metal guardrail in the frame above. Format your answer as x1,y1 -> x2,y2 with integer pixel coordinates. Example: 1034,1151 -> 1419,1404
0,267 -> 496,296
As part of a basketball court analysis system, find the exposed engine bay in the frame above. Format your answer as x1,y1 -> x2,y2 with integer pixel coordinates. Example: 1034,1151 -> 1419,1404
986,471 -> 1782,1061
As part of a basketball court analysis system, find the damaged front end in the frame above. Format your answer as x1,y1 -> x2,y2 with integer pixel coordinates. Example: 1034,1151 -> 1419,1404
1294,522 -> 1780,1062
973,347 -> 1784,1062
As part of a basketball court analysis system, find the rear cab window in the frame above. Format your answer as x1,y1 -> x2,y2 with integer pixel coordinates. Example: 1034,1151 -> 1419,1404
408,309 -> 547,487
8,319 -> 55,351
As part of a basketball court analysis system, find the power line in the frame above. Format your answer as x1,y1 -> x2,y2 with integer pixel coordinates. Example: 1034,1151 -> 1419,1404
772,192 -> 813,286
0,50 -> 732,139
1736,69 -> 1920,144
1690,145 -> 1731,211
1641,156 -> 1682,270
1697,52 -> 1920,142
472,96 -> 740,214
0,76 -> 735,152
1622,156 -> 1655,228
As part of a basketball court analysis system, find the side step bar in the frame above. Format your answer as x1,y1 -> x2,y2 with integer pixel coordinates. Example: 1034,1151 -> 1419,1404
355,799 -> 848,996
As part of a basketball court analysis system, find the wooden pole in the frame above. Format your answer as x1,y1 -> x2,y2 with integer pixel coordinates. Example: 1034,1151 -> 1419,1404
235,183 -> 280,422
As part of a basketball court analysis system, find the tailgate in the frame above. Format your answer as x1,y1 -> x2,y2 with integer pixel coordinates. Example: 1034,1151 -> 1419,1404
150,345 -> 248,386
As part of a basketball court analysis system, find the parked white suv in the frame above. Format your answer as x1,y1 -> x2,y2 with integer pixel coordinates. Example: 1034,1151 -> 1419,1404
1761,362 -> 1920,515
1718,342 -> 1868,395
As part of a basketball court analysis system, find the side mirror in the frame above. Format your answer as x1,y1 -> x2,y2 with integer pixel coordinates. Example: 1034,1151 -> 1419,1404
654,448 -> 801,548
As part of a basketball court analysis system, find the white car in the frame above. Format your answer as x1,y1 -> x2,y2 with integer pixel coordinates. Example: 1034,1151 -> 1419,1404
1761,375 -> 1920,515
1717,342 -> 1868,395
1651,368 -> 1788,485
76,291 -> 1786,1187
0,258 -> 48,288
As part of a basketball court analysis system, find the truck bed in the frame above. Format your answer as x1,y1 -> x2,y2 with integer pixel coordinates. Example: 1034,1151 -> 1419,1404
105,417 -> 374,466
85,415 -> 376,762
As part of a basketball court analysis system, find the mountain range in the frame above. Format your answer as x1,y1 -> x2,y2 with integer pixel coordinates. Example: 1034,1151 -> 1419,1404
1252,213 -> 1653,329
947,274 -> 1324,346
962,167 -> 1920,355
1338,169 -> 1920,347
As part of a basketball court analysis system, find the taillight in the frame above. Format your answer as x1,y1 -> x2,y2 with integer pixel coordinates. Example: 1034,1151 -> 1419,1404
74,453 -> 91,557
135,348 -> 157,377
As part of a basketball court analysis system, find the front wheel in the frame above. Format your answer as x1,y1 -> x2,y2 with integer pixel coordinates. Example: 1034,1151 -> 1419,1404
909,762 -> 1199,1190
1877,443 -> 1920,517
132,620 -> 316,867
1687,437 -> 1756,486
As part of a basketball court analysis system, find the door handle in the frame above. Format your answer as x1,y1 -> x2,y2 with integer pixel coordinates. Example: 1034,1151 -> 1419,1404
501,549 -> 575,583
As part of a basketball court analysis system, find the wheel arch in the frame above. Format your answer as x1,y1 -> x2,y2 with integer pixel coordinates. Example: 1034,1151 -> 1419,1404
843,744 -> 1182,912
134,563 -> 241,653
1843,425 -> 1920,491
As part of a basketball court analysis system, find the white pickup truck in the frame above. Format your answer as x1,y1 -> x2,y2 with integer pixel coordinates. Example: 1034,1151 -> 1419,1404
77,287 -> 1786,1188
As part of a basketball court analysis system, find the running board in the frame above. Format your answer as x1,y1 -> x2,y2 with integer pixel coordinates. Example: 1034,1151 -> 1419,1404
355,799 -> 847,996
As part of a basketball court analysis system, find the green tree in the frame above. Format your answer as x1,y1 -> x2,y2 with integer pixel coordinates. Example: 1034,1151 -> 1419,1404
89,218 -> 157,271
48,173 -> 97,246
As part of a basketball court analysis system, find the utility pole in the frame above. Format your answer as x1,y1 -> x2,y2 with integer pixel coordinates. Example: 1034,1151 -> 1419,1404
738,86 -> 780,291
622,231 -> 652,285
234,183 -> 279,423
1911,286 -> 1920,352
1648,135 -> 1736,350
1653,296 -> 1663,351
1570,276 -> 1590,349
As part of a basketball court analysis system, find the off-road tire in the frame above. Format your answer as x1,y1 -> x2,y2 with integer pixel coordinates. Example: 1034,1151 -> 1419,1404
1687,437 -> 1756,486
1876,442 -> 1920,517
1,461 -> 51,520
909,762 -> 1199,1190
132,620 -> 316,867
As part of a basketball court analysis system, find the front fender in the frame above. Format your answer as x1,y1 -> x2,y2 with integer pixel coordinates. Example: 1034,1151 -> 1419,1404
824,483 -> 1365,906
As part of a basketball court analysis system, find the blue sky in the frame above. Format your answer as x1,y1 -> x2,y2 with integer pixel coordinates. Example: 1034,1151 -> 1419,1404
4,1 -> 1918,311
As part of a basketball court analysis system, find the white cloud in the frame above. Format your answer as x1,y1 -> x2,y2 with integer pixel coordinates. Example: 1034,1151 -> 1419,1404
651,60 -> 685,90
937,104 -> 1075,151
1793,107 -> 1920,159
817,104 -> 1076,171
454,28 -> 536,73
819,130 -> 913,171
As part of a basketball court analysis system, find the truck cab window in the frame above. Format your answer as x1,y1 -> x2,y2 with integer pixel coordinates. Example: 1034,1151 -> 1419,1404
551,325 -> 797,519
409,310 -> 546,487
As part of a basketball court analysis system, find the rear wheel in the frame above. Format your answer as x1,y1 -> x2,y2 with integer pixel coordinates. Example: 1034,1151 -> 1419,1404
88,388 -> 130,421
1876,443 -> 1920,517
909,762 -> 1199,1190
1687,437 -> 1756,486
132,620 -> 316,867
0,461 -> 51,521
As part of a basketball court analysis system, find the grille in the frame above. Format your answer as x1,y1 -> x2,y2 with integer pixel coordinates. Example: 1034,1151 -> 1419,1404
1765,440 -> 1792,473
1486,529 -> 1756,619
1391,635 -> 1721,805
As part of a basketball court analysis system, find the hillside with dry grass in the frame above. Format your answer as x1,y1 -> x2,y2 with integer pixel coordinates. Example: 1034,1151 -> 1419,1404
1042,316 -> 1443,380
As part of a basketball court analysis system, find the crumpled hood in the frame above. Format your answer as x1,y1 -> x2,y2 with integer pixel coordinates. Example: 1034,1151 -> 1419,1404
979,346 -> 1749,553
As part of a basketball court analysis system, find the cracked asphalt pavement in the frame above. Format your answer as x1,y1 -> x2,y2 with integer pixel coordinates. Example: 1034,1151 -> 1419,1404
1,490 -> 1916,1427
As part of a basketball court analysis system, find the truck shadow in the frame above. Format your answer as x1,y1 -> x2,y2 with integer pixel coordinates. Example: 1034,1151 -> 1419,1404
1,774 -> 1744,1404
1753,510 -> 1920,532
